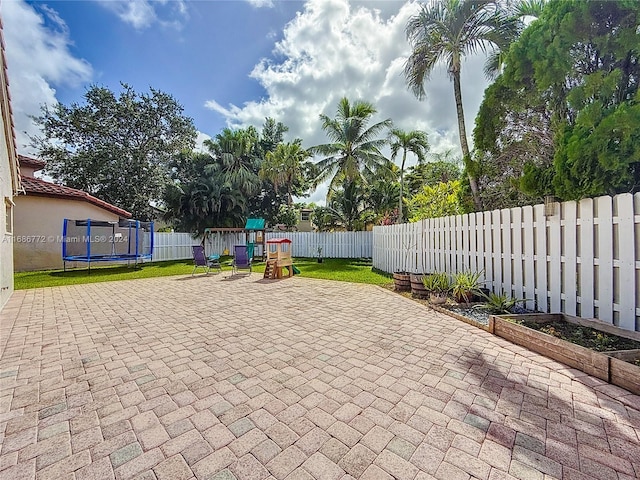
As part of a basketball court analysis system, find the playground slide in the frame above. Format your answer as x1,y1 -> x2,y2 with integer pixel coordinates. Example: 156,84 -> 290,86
292,265 -> 301,275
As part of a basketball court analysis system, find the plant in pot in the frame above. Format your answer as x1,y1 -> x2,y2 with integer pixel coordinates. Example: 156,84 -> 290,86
422,272 -> 451,305
452,271 -> 484,305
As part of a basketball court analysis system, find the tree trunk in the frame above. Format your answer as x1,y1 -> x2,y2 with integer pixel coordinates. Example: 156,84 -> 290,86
398,150 -> 407,224
453,70 -> 482,211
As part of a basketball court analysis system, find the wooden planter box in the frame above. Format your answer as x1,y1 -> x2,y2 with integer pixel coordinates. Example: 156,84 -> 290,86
488,313 -> 640,395
431,304 -> 491,332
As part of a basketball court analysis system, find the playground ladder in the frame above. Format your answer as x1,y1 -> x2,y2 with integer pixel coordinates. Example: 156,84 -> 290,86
264,260 -> 277,279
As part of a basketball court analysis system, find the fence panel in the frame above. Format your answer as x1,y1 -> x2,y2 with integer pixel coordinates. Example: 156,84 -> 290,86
152,232 -> 195,262
372,192 -> 640,332
266,231 -> 372,258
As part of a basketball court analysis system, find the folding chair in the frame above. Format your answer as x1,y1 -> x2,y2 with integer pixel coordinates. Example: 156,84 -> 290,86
192,245 -> 221,275
231,245 -> 252,275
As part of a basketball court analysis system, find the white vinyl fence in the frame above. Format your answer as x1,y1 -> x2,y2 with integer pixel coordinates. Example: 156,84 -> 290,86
267,231 -> 372,258
151,230 -> 373,262
152,232 -> 195,262
373,192 -> 640,332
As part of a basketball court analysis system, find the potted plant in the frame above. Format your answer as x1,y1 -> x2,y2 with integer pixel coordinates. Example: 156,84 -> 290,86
422,272 -> 451,304
317,247 -> 323,263
452,271 -> 484,304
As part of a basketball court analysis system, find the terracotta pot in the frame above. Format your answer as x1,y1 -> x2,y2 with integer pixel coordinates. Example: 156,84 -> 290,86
429,293 -> 448,305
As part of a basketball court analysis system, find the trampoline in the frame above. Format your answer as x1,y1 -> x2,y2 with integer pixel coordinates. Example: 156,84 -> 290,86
62,218 -> 154,271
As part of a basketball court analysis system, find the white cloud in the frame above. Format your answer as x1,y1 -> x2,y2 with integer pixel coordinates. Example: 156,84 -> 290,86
204,0 -> 491,202
98,0 -> 188,30
195,131 -> 212,153
246,0 -> 275,8
1,1 -> 93,154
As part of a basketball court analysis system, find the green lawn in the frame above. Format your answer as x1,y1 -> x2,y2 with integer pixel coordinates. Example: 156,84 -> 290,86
15,258 -> 392,290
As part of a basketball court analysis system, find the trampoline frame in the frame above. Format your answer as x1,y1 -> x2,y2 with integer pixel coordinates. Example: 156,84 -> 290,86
62,218 -> 154,272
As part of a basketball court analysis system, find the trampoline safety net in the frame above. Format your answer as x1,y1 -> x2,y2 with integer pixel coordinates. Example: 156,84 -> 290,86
62,219 -> 154,263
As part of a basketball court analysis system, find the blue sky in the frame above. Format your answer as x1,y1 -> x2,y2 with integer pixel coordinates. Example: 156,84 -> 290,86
3,0 -> 491,203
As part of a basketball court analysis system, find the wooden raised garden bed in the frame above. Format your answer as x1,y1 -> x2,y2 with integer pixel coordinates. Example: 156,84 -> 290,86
488,313 -> 640,395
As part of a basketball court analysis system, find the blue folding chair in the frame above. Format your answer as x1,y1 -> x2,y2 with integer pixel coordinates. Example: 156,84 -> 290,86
232,245 -> 252,275
192,245 -> 221,275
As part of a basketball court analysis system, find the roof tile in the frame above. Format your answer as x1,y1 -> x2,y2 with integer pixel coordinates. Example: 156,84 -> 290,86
20,176 -> 132,218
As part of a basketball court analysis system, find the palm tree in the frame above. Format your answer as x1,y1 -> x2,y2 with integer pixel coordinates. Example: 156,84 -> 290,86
326,180 -> 370,231
389,129 -> 429,223
309,97 -> 392,194
260,141 -> 312,206
404,0 -> 517,210
204,127 -> 261,196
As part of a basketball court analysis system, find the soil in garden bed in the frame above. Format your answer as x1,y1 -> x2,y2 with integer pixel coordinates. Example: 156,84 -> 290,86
509,318 -> 640,352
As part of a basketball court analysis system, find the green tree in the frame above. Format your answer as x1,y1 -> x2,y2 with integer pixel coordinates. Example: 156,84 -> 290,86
163,151 -> 247,232
366,179 -> 400,225
404,0 -> 517,210
34,83 -> 196,219
205,127 -> 262,197
405,159 -> 461,196
475,0 -> 640,200
388,129 -> 429,223
407,180 -> 464,221
325,180 -> 371,231
260,141 -> 313,205
309,97 -> 393,192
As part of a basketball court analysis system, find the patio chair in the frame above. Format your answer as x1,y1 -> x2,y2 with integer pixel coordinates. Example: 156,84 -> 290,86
192,245 -> 221,275
232,245 -> 252,275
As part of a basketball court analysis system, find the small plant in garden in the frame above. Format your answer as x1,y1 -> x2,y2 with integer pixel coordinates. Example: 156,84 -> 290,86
477,292 -> 526,314
422,272 -> 452,304
452,270 -> 484,304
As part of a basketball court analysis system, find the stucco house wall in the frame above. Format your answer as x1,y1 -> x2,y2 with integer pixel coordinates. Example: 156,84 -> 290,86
0,19 -> 20,309
13,197 -> 122,271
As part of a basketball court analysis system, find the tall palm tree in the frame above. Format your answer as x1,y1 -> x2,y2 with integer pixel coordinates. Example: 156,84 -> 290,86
404,0 -> 517,210
204,127 -> 261,196
309,97 -> 392,194
389,128 -> 429,223
260,141 -> 312,206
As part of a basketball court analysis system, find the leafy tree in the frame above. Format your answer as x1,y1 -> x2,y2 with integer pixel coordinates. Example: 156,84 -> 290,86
273,204 -> 299,230
327,180 -> 372,231
260,141 -> 313,206
476,0 -> 640,200
404,0 -> 517,210
34,83 -> 196,219
309,97 -> 393,192
405,159 -> 461,196
163,151 -> 247,232
407,180 -> 464,221
163,119 -> 301,232
365,179 -> 400,225
311,206 -> 340,232
204,127 -> 262,197
388,129 -> 429,223
259,117 -> 289,154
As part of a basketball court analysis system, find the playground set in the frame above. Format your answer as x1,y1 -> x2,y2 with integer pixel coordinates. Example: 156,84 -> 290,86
263,238 -> 299,279
203,218 -> 266,261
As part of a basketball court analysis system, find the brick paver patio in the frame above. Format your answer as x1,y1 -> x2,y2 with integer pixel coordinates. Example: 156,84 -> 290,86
0,274 -> 639,480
